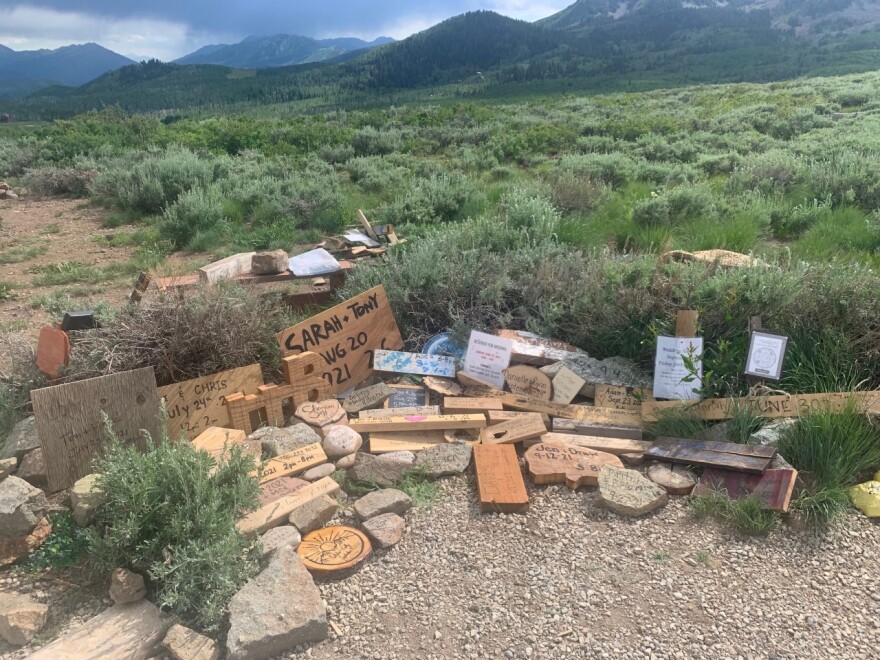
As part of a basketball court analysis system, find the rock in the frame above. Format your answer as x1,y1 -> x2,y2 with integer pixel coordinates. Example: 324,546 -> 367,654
5,191 -> 17,200
294,399 -> 347,433
699,421 -> 732,443
598,466 -> 668,517
288,494 -> 338,534
162,623 -> 221,660
342,383 -> 394,413
362,513 -> 406,549
0,417 -> 40,462
302,463 -> 335,482
0,593 -> 48,645
16,448 -> 47,489
415,443 -> 472,478
335,454 -> 357,470
620,452 -> 644,467
849,481 -> 880,518
69,473 -> 106,526
109,568 -> 146,604
541,354 -> 651,391
252,425 -> 320,458
749,419 -> 798,447
259,525 -> 301,560
353,488 -> 413,521
380,451 -> 416,466
322,425 -> 363,458
661,249 -> 768,269
0,517 -> 51,567
646,463 -> 696,495
226,546 -> 327,659
348,453 -> 408,488
251,249 -> 289,275
0,457 -> 16,480
0,475 -> 48,538
27,600 -> 163,660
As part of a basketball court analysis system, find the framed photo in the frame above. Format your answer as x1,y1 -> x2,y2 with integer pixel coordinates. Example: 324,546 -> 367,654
744,332 -> 788,381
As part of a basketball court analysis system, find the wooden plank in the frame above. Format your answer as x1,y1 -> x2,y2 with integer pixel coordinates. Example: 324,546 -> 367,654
536,432 -> 652,456
642,390 -> 880,422
487,410 -> 550,428
31,367 -> 161,491
473,444 -> 529,513
259,443 -> 328,483
225,384 -> 296,434
552,418 -> 643,440
479,414 -> 547,445
349,414 -> 486,433
384,383 -> 429,408
357,209 -> 380,241
495,330 -> 581,366
358,405 -> 440,419
369,431 -> 446,453
495,393 -> 589,420
443,397 -> 503,414
594,385 -> 652,412
457,371 -> 498,390
676,309 -> 699,337
191,427 -> 260,466
372,350 -> 457,378
695,467 -> 798,513
524,442 -> 624,489
276,285 -> 404,394
237,476 -> 340,537
198,252 -> 256,284
644,438 -> 774,474
652,436 -> 776,459
259,476 -> 309,507
503,365 -> 552,400
551,366 -> 586,405
159,364 -> 263,440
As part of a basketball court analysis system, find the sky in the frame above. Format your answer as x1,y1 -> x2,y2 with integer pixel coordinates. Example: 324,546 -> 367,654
0,1 -> 573,61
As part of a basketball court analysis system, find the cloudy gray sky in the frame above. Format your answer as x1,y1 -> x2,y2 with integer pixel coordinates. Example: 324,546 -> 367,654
0,1 -> 572,60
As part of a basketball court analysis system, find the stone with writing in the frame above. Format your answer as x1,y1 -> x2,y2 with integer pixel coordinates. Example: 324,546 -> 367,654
348,453 -> 408,488
415,443 -> 472,478
342,383 -> 394,414
259,525 -> 301,561
335,453 -> 357,470
362,512 -> 405,549
599,467 -> 668,517
288,493 -> 338,535
322,425 -> 363,458
162,623 -> 221,660
423,376 -> 463,396
70,473 -> 106,527
524,443 -> 624,489
251,249 -> 289,275
302,463 -> 335,482
647,463 -> 696,495
504,365 -> 552,400
251,424 -> 321,458
295,399 -> 347,431
109,568 -> 146,604
0,592 -> 49,646
353,488 -> 413,521
15,448 -> 47,489
378,450 -> 416,466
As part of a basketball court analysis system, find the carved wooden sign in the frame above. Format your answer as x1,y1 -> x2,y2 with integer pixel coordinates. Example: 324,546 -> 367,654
276,285 -> 404,394
372,350 -> 457,378
349,414 -> 486,433
524,442 -> 623,489
594,385 -> 652,412
474,444 -> 529,513
479,414 -> 547,445
258,476 -> 309,506
504,365 -> 552,400
259,443 -> 328,483
551,366 -> 586,404
297,525 -> 372,577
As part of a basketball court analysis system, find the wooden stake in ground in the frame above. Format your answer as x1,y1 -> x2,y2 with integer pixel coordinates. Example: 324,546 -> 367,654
473,444 -> 529,513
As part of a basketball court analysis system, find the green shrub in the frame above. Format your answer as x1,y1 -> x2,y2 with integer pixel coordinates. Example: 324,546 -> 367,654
88,421 -> 260,631
499,186 -> 560,238
386,173 -> 480,225
160,185 -> 228,250
690,491 -> 778,536
23,165 -> 97,197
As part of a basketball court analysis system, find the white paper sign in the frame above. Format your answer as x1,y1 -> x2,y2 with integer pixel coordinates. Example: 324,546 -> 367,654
463,330 -> 513,389
744,332 -> 787,380
653,336 -> 703,400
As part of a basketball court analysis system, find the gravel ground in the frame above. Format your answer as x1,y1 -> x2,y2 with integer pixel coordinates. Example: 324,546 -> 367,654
302,476 -> 880,660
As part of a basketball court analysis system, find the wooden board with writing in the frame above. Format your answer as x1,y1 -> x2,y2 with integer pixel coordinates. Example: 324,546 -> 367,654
695,467 -> 798,512
645,437 -> 776,474
350,414 -> 487,433
480,414 -> 547,445
359,405 -> 440,419
496,393 -> 589,420
258,476 -> 309,507
384,383 -> 429,408
369,431 -> 446,453
276,285 -> 404,394
191,427 -> 261,469
259,443 -> 328,483
474,444 -> 529,513
32,367 -> 161,491
594,385 -> 652,412
423,376 -> 462,397
524,442 -> 624,489
504,365 -> 552,401
487,410 -> 550,428
372,350 -> 457,378
536,432 -> 651,456
552,418 -> 643,440
443,397 -> 504,414
551,366 -> 586,405
159,364 -> 264,440
238,476 -> 340,537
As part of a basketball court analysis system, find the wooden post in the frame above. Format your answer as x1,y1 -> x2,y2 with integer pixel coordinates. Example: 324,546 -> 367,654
675,310 -> 699,338
746,315 -> 764,391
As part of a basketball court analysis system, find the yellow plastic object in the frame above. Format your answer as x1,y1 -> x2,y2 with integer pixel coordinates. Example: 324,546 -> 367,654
849,481 -> 880,518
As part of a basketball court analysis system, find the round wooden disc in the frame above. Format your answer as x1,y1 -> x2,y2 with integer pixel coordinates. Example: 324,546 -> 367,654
297,526 -> 372,576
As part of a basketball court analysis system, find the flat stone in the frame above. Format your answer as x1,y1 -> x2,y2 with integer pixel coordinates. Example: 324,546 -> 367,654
415,443 -> 472,478
288,494 -> 338,534
251,250 -> 289,275
302,463 -> 335,482
0,457 -> 16,480
69,473 -> 106,527
335,454 -> 357,470
353,488 -> 413,521
0,517 -> 51,567
322,425 -> 363,458
647,463 -> 696,495
251,425 -> 321,458
0,592 -> 48,645
342,383 -> 394,414
599,466 -> 668,517
620,452 -> 644,467
850,481 -> 880,517
27,601 -> 163,660
294,400 -> 347,432
0,417 -> 40,462
699,421 -> 732,443
226,546 -> 327,660
15,448 -> 47,489
541,354 -> 651,391
379,451 -> 416,466
347,453 -> 408,488
259,525 -> 301,560
0,475 -> 48,538
109,568 -> 146,604
749,419 -> 798,447
162,623 -> 221,660
362,512 -> 405,549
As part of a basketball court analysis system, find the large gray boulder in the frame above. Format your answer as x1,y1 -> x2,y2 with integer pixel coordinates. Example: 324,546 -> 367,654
0,592 -> 48,645
226,546 -> 327,659
347,453 -> 408,488
0,417 -> 40,462
250,424 -> 321,458
353,488 -> 413,521
0,476 -> 48,538
415,444 -> 472,478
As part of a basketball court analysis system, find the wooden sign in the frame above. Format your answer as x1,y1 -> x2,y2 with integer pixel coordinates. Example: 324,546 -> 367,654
495,393 -> 592,421
159,364 -> 263,440
474,444 -> 529,513
32,367 -> 162,491
259,443 -> 328,483
537,432 -> 651,456
456,371 -> 498,390
297,525 -> 372,577
276,285 -> 404,393
551,366 -> 586,404
258,476 -> 309,506
525,442 -> 624,489
372,350 -> 456,378
495,330 -> 580,366
594,385 -> 652,412
487,410 -> 550,428
369,431 -> 446,453
225,384 -> 295,434
695,467 -> 798,512
480,414 -> 547,445
295,399 -> 347,429
463,331 -> 512,389
384,383 -> 429,408
192,427 -> 261,469
645,437 -> 776,474
423,376 -> 462,397
342,383 -> 393,413
237,476 -> 340,537
443,397 -> 503,414
552,418 -> 643,440
358,405 -> 440,418
444,428 -> 480,444
504,365 -> 552,400
281,352 -> 332,407
350,414 -> 486,433
642,390 -> 880,422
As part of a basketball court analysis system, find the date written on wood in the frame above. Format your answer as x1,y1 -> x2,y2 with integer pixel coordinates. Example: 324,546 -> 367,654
525,442 -> 624,489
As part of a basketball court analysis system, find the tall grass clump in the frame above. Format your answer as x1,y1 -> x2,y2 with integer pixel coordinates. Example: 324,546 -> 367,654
160,185 -> 229,250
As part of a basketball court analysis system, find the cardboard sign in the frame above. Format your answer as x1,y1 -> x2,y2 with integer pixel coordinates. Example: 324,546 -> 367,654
653,336 -> 703,400
504,365 -> 552,400
259,443 -> 328,483
463,331 -> 513,389
551,366 -> 586,404
474,444 -> 529,513
276,285 -> 404,394
372,350 -> 456,378
745,332 -> 788,380
31,367 -> 162,491
524,442 -> 623,489
385,384 -> 429,408
159,364 -> 263,440
594,385 -> 652,412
